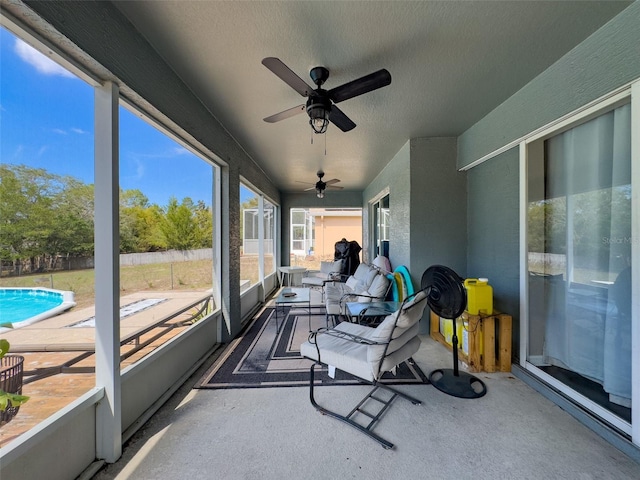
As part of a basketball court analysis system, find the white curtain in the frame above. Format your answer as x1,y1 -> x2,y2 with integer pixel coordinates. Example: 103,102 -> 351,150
543,103 -> 631,405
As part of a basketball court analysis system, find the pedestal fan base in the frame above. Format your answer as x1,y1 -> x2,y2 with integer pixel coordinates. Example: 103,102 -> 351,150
429,368 -> 487,399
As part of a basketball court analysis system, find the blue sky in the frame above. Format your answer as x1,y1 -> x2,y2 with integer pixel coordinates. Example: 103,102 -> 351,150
1,27 -> 218,207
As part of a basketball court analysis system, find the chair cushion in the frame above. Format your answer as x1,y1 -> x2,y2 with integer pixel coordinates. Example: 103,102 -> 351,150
300,322 -> 376,382
319,261 -> 333,274
357,291 -> 374,303
330,260 -> 345,274
397,291 -> 428,327
302,276 -> 326,287
371,291 -> 428,341
378,336 -> 421,376
300,321 -> 422,382
345,276 -> 362,291
368,274 -> 389,298
363,267 -> 379,290
319,260 -> 342,275
368,323 -> 420,364
352,264 -> 373,283
372,255 -> 391,273
303,260 -> 345,284
326,282 -> 353,300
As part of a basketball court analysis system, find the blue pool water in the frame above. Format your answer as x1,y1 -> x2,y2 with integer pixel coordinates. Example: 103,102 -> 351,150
0,288 -> 65,325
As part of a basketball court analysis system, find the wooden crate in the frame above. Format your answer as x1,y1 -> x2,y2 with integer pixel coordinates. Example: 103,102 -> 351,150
429,310 -> 512,373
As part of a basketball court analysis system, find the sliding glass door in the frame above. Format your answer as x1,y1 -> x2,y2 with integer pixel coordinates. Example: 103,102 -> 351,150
525,98 -> 634,436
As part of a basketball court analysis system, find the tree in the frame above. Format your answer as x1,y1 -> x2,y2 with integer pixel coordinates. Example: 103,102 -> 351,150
194,200 -> 213,248
49,180 -> 94,258
0,165 -> 94,271
121,189 -> 149,209
1,164 -> 215,271
119,189 -> 166,253
1,165 -> 59,271
0,165 -> 30,262
120,201 -> 166,253
160,197 -> 201,250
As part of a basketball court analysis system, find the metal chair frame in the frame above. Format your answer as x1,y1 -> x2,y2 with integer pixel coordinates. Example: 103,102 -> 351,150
305,291 -> 428,449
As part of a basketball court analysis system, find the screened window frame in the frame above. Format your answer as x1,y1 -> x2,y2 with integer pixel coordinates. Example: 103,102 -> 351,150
240,181 -> 279,289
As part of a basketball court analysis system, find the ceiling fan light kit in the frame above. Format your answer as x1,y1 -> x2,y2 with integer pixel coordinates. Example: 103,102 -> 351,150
262,57 -> 391,135
306,95 -> 331,134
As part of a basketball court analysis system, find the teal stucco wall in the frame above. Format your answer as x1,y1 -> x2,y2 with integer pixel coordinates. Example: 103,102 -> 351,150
459,3 -> 640,360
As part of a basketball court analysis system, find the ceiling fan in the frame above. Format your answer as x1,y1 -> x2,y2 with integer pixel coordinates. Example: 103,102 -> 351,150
262,57 -> 391,134
298,171 -> 343,198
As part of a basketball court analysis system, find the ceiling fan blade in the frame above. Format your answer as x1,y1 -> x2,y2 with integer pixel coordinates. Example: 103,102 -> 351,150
303,186 -> 316,191
262,57 -> 314,97
326,185 -> 344,190
263,104 -> 305,123
328,105 -> 356,132
328,69 -> 391,104
324,179 -> 340,185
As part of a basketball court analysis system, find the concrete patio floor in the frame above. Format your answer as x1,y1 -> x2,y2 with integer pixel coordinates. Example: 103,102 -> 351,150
91,307 -> 640,480
5,287 -> 638,478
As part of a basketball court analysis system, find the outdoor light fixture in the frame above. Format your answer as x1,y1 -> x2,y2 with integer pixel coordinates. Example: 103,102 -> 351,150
306,95 -> 331,134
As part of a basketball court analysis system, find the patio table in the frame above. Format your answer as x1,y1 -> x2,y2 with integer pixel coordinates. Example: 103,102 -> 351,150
278,266 -> 307,287
273,287 -> 311,333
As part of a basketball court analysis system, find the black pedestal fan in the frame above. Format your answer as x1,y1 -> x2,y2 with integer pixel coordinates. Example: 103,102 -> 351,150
422,265 -> 487,399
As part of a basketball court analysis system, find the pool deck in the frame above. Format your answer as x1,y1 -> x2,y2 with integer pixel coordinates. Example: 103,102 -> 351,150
0,290 -> 212,447
2,290 -> 210,352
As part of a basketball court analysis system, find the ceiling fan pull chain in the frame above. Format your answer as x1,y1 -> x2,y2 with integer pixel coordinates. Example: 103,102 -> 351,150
324,131 -> 327,155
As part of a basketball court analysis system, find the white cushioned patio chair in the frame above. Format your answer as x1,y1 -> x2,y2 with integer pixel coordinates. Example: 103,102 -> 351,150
300,289 -> 429,449
325,263 -> 391,325
301,259 -> 344,300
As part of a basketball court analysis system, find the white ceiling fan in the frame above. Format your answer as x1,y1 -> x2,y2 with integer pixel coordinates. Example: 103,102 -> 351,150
297,171 -> 343,198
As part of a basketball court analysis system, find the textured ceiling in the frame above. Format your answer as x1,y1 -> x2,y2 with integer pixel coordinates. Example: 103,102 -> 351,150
113,1 -> 630,192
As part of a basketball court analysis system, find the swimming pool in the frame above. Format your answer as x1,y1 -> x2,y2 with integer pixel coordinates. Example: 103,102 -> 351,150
0,288 -> 76,332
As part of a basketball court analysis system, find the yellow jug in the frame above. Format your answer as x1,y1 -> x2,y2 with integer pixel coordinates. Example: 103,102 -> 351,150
464,278 -> 493,315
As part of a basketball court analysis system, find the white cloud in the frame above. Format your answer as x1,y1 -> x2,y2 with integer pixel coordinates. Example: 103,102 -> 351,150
52,128 -> 68,135
173,146 -> 190,156
71,128 -> 90,135
37,146 -> 48,157
125,155 -> 145,180
14,39 -> 75,78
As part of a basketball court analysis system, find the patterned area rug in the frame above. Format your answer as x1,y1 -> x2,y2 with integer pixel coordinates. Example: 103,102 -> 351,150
195,306 -> 429,389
